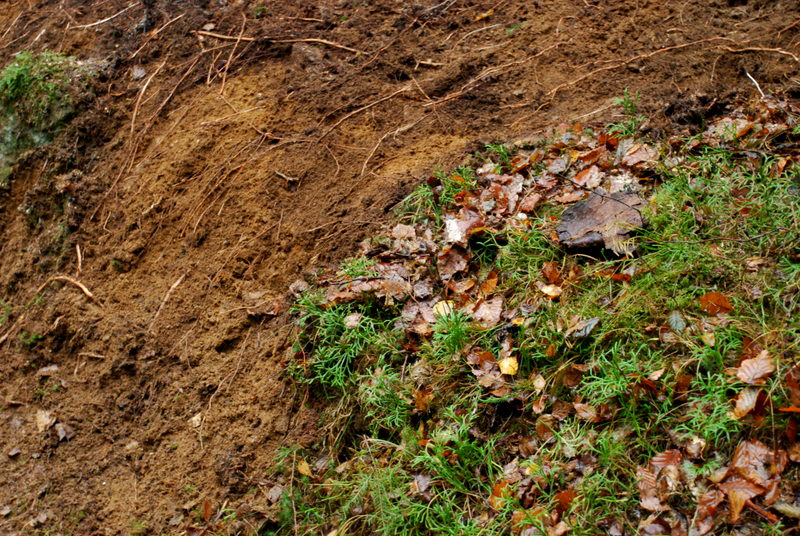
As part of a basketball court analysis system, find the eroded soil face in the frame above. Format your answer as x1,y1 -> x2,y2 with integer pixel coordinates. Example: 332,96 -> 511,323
0,0 -> 797,533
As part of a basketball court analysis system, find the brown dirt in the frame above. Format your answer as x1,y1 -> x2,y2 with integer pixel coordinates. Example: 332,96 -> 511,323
0,0 -> 797,533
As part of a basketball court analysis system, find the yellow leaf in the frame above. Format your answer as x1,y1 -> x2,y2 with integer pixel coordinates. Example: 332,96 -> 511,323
499,357 -> 518,375
297,459 -> 313,478
433,300 -> 456,318
539,284 -> 563,298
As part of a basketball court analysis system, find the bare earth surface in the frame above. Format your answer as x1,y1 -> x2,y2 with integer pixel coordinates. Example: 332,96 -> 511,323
0,0 -> 798,533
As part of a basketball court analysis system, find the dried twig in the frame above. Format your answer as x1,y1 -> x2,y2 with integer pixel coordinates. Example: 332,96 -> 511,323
75,244 -> 83,278
195,30 -> 362,54
35,276 -> 102,307
148,274 -> 186,333
361,115 -> 428,176
722,46 -> 800,63
131,61 -> 166,135
221,13 -> 247,96
69,3 -> 137,30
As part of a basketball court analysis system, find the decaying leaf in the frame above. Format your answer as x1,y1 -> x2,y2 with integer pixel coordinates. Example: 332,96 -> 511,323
296,459 -> 313,478
538,283 -> 563,298
473,296 -> 504,327
556,191 -> 645,254
437,246 -> 470,280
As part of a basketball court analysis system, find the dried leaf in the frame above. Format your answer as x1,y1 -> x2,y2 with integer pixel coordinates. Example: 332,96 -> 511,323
541,262 -> 563,284
719,478 -> 764,522
699,292 -> 733,315
554,489 -> 577,513
539,283 -> 563,298
474,296 -> 504,327
499,356 -> 519,376
736,350 -> 774,384
35,410 -> 56,432
773,502 -> 800,518
573,403 -> 598,422
733,387 -> 760,419
433,300 -> 456,318
621,143 -> 657,169
489,481 -> 510,510
414,387 -> 434,413
437,246 -> 470,280
690,489 -> 724,536
296,459 -> 313,478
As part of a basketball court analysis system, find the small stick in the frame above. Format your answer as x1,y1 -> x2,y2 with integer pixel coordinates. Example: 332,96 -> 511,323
131,61 -> 166,135
722,45 -> 800,63
148,274 -> 186,333
75,244 -> 83,277
220,12 -> 247,96
35,276 -> 102,307
195,30 -> 362,54
745,71 -> 765,98
69,3 -> 137,30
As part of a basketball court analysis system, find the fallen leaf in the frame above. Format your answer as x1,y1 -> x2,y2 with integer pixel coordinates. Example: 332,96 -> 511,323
433,300 -> 456,318
55,422 -> 75,442
736,350 -> 774,384
690,489 -> 724,536
573,403 -> 598,422
35,410 -> 56,432
554,489 -> 577,513
189,413 -> 202,428
773,502 -> 800,518
343,313 -> 362,329
538,283 -> 563,298
297,459 -> 313,478
437,246 -> 470,280
556,191 -> 645,254
499,356 -> 519,376
489,481 -> 510,510
719,478 -> 764,522
541,262 -> 563,284
699,292 -> 733,315
733,387 -> 760,419
414,387 -> 434,413
621,143 -> 657,169
473,296 -> 504,327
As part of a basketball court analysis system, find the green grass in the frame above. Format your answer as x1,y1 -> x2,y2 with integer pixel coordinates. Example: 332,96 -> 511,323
287,118 -> 800,534
606,88 -> 644,137
291,291 -> 399,391
0,51 -> 92,171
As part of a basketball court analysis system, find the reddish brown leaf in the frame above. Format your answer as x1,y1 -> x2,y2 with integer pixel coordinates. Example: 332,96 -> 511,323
479,270 -> 499,296
473,295 -> 504,327
719,478 -> 764,522
786,366 -> 800,406
733,387 -> 760,419
541,261 -> 563,285
780,406 -> 800,413
736,350 -> 774,384
489,481 -> 510,511
690,489 -> 724,536
650,449 -> 682,470
554,489 -> 577,513
573,403 -> 598,422
699,292 -> 733,315
414,387 -> 434,413
437,246 -> 470,280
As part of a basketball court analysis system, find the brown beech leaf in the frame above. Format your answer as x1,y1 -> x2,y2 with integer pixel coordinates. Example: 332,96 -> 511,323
719,478 -> 764,522
621,143 -> 657,169
689,489 -> 724,536
736,350 -> 774,384
489,481 -> 510,511
437,246 -> 470,280
733,387 -> 760,419
473,296 -> 503,327
650,449 -> 682,470
541,261 -> 563,284
479,270 -> 499,296
699,292 -> 733,315
444,207 -> 485,244
413,387 -> 434,413
573,403 -> 598,422
636,466 -> 664,511
554,489 -> 577,513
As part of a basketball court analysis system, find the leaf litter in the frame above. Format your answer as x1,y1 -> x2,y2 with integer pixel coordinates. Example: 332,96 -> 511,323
287,94 -> 800,535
